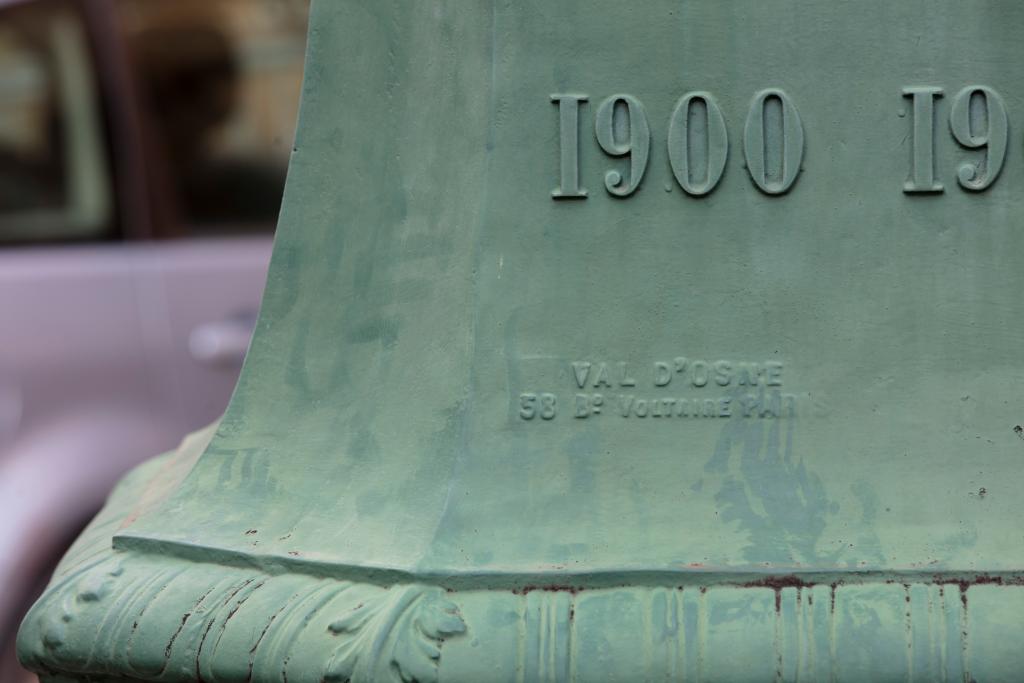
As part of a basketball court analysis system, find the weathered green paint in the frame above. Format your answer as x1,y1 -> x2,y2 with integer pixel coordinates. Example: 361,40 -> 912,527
18,1 -> 1024,680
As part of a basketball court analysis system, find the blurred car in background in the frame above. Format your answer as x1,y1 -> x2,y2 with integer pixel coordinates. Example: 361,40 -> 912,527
0,0 -> 309,679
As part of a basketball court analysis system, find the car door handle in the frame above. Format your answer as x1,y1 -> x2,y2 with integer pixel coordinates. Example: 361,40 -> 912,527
188,318 -> 255,367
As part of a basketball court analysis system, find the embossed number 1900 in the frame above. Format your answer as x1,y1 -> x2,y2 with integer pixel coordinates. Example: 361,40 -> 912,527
555,85 -> 1012,200
552,90 -> 804,199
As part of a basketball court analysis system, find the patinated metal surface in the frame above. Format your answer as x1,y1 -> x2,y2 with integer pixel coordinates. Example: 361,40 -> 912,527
18,1 -> 1024,680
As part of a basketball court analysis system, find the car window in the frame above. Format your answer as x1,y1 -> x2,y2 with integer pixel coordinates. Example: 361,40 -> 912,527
0,1 -> 112,243
117,0 -> 309,236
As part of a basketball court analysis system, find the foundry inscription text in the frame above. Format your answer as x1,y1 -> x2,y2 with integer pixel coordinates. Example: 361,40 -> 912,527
517,358 -> 799,422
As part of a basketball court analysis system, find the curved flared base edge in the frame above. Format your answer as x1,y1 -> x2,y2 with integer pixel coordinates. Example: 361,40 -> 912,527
18,453 -> 1024,683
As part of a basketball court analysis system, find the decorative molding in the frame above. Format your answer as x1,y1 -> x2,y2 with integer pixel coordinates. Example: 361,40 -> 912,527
323,584 -> 466,683
21,538 -> 1024,682
18,456 -> 469,683
18,457 -> 1024,682
19,553 -> 466,683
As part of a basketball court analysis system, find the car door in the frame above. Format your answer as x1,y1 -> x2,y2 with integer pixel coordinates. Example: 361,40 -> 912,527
0,0 -> 306,680
112,0 -> 307,432
0,2 -> 163,680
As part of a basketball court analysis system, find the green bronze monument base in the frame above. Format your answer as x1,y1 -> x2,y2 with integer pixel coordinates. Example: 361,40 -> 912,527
18,442 -> 1024,683
19,0 -> 1024,680
18,432 -> 1024,682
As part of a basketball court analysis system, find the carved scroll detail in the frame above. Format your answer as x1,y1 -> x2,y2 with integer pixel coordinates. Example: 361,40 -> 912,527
19,552 -> 466,683
324,586 -> 465,683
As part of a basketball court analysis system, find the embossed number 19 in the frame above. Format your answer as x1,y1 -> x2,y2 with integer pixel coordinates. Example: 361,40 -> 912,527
552,90 -> 805,199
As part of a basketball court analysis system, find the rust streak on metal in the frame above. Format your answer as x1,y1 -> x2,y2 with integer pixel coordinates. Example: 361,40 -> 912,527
740,574 -> 818,612
511,585 -> 583,596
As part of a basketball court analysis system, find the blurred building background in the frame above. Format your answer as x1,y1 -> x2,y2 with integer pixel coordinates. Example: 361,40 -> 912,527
0,0 -> 309,237
0,1 -> 310,680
